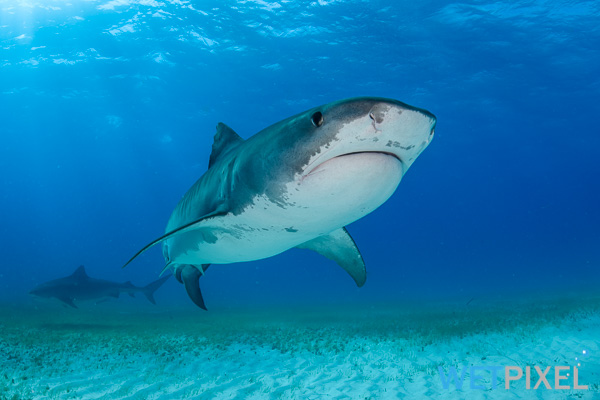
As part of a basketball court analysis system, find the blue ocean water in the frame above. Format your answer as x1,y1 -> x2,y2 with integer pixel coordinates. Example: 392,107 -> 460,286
1,0 -> 599,310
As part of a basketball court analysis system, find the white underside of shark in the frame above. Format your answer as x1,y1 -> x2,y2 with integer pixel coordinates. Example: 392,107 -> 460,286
171,152 -> 402,264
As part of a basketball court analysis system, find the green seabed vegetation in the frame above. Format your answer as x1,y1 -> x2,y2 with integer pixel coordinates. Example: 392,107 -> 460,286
1,292 -> 599,399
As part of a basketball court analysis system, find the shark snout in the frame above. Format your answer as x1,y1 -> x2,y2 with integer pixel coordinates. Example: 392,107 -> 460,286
367,101 -> 435,169
367,102 -> 436,133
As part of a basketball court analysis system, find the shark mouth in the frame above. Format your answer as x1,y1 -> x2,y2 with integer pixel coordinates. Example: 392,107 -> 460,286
302,151 -> 402,179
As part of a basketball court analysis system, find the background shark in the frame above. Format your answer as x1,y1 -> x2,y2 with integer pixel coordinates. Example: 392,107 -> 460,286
125,97 -> 436,309
30,265 -> 169,308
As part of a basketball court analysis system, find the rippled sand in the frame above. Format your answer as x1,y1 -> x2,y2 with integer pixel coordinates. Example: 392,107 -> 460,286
2,294 -> 599,399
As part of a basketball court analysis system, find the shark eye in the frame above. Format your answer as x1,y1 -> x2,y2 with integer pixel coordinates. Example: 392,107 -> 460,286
311,111 -> 324,128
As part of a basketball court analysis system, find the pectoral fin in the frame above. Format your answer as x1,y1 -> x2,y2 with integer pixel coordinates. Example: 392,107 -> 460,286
122,210 -> 227,269
296,227 -> 366,287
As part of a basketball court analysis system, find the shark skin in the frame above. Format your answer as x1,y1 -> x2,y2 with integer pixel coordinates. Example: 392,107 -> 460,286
124,97 -> 436,309
29,265 -> 170,308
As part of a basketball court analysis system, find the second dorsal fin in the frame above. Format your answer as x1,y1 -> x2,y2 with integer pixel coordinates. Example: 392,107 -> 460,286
209,123 -> 244,168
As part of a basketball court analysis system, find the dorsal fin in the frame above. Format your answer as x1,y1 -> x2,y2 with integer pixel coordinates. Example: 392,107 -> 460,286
71,265 -> 88,280
209,123 -> 244,168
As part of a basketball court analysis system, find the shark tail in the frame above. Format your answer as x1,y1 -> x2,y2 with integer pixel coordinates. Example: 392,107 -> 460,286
142,275 -> 170,305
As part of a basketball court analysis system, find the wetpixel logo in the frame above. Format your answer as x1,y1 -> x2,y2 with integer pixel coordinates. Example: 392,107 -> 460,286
439,366 -> 589,390
439,352 -> 590,390
439,349 -> 590,390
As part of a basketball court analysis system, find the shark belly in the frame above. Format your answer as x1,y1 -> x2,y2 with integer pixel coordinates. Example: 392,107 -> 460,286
168,153 -> 403,265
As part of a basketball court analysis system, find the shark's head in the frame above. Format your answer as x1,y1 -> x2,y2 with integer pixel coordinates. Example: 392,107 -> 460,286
29,282 -> 54,299
243,97 -> 436,226
296,97 -> 436,178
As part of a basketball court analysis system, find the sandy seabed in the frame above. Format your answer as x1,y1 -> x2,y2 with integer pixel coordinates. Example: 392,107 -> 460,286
1,293 -> 599,400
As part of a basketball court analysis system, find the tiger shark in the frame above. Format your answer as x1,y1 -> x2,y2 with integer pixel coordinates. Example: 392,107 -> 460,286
29,265 -> 169,308
124,97 -> 436,309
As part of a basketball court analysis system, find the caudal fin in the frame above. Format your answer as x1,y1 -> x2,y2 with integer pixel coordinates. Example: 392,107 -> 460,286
142,276 -> 170,305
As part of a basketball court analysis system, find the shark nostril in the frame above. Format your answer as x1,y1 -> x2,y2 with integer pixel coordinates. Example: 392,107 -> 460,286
369,109 -> 385,124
